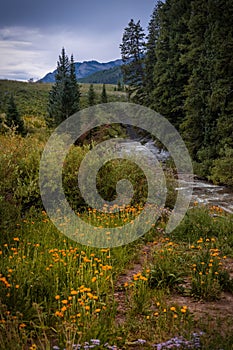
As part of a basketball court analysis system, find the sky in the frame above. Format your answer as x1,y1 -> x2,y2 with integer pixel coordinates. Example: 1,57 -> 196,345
0,0 -> 157,81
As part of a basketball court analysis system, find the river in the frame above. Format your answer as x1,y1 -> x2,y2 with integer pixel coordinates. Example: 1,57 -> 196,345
118,139 -> 233,214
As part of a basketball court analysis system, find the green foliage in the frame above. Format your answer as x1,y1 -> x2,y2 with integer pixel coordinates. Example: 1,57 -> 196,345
130,0 -> 233,184
5,94 -> 25,135
210,146 -> 233,186
120,19 -> 146,103
151,0 -> 191,129
101,84 -> 108,103
78,66 -> 123,84
149,242 -> 186,291
0,134 -> 43,235
87,84 -> 96,106
190,237 -> 233,300
48,48 -> 80,127
144,1 -> 162,106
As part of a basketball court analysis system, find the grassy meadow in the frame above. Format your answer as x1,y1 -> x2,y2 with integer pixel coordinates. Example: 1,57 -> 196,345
0,80 -> 233,349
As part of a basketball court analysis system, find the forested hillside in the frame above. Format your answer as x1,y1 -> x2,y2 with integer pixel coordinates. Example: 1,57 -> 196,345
120,0 -> 233,185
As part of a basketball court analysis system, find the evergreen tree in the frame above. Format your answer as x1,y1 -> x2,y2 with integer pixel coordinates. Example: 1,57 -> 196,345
150,0 -> 191,128
101,84 -> 108,103
117,80 -> 122,91
48,48 -> 80,127
69,54 -> 81,112
144,1 -> 163,105
88,84 -> 96,106
120,19 -> 146,103
5,94 -> 25,135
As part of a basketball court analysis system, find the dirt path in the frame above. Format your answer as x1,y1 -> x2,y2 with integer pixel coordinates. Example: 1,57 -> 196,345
114,241 -> 154,325
114,239 -> 233,330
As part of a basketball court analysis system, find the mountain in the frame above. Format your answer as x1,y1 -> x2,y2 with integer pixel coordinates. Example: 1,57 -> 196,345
78,65 -> 123,84
38,59 -> 123,83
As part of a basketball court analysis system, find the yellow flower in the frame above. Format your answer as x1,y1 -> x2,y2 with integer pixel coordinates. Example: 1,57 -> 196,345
55,295 -> 60,300
13,237 -> 20,241
92,277 -> 97,283
95,309 -> 101,313
61,306 -> 67,312
70,290 -> 78,295
154,312 -> 159,316
19,323 -> 26,329
181,308 -> 187,313
173,314 -> 178,319
163,308 -> 167,313
61,299 -> 68,304
170,306 -> 176,312
85,306 -> 90,311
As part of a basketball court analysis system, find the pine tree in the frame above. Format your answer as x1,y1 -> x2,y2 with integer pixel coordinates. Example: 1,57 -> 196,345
69,54 -> 81,112
101,84 -> 108,103
88,84 -> 96,106
144,1 -> 163,105
150,0 -> 191,128
48,48 -> 80,127
5,94 -> 25,135
120,19 -> 146,103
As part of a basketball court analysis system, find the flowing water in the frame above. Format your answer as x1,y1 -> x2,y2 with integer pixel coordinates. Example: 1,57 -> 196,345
118,139 -> 233,214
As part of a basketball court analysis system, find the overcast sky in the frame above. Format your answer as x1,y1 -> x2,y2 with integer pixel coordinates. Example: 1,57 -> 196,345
0,0 -> 157,81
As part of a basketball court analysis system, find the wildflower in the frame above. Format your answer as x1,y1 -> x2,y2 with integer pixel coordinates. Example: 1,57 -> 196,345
61,306 -> 67,312
173,314 -> 178,319
19,323 -> 26,329
55,295 -> 60,300
170,306 -> 176,312
70,290 -> 78,295
29,345 -> 37,350
90,339 -> 101,346
61,299 -> 68,304
92,277 -> 97,283
181,308 -> 187,313
95,309 -> 101,313
13,237 -> 20,241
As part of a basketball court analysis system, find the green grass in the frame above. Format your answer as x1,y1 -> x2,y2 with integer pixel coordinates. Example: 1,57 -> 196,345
0,80 -> 127,121
0,82 -> 233,349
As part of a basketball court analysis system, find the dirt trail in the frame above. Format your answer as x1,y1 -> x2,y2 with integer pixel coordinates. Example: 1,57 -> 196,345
114,242 -> 154,325
114,239 -> 233,328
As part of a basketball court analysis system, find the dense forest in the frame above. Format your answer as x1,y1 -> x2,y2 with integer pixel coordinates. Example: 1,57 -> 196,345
120,0 -> 233,185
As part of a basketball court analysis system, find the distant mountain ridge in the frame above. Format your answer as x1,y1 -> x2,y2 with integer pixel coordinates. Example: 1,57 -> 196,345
38,59 -> 123,83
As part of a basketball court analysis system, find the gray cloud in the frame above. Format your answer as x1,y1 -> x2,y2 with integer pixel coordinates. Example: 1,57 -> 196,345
0,0 -> 156,80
